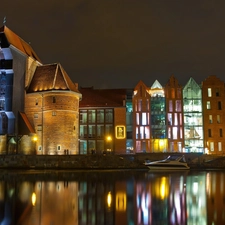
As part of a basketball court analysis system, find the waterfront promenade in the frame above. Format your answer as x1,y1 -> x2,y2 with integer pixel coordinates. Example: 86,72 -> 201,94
0,152 -> 224,170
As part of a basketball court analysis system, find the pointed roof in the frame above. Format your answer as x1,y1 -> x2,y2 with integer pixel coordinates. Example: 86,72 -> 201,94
165,74 -> 182,88
0,25 -> 41,62
183,77 -> 201,98
26,63 -> 80,94
151,80 -> 163,89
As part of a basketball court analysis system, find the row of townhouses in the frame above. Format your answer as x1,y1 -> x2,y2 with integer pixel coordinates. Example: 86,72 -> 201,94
0,25 -> 224,155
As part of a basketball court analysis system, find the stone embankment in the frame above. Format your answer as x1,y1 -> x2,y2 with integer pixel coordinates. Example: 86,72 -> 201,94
0,152 -> 224,170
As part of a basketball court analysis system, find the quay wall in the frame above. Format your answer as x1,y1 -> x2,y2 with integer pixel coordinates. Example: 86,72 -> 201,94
0,152 -> 224,170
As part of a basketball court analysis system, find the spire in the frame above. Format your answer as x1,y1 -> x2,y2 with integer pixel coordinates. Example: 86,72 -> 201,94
3,16 -> 6,26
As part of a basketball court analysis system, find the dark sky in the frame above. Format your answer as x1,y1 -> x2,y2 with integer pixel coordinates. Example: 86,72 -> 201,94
1,0 -> 225,89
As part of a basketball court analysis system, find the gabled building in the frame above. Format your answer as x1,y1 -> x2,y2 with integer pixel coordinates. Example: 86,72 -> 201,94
149,80 -> 167,152
183,77 -> 204,152
202,75 -> 225,154
132,80 -> 151,153
165,75 -> 184,152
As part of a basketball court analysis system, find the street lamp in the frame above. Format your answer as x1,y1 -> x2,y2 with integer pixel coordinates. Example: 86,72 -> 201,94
106,135 -> 112,154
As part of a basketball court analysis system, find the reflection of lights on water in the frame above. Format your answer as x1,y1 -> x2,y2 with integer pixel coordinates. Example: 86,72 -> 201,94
31,192 -> 36,206
116,192 -> 127,211
160,177 -> 168,199
107,191 -> 112,208
193,182 -> 198,194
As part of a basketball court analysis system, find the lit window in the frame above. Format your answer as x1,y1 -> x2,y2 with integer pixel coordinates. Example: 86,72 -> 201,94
208,88 -> 212,97
175,100 -> 181,112
169,100 -> 173,112
172,127 -> 178,139
210,142 -> 214,151
218,142 -> 222,151
209,115 -> 212,124
142,113 -> 147,125
174,113 -> 178,126
217,115 -> 221,123
207,101 -> 211,109
136,113 -> 139,125
168,113 -> 172,125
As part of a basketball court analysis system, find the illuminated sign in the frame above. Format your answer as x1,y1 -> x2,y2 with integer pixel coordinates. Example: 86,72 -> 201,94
115,126 -> 126,139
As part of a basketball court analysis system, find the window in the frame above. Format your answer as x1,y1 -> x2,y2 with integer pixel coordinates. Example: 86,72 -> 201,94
172,127 -> 178,139
169,100 -> 173,112
138,99 -> 142,111
37,125 -> 42,131
88,110 -> 96,123
220,128 -> 223,137
175,100 -> 181,112
216,88 -> 220,97
53,96 -> 56,103
217,115 -> 221,123
207,101 -> 211,109
174,113 -> 178,126
142,113 -> 147,125
57,145 -> 61,151
105,109 -> 113,123
136,113 -> 139,125
97,109 -> 104,123
168,113 -> 172,125
35,99 -> 38,105
52,111 -> 56,116
218,142 -> 222,151
34,113 -> 38,118
210,142 -> 214,151
218,101 -> 222,110
208,129 -> 212,137
209,115 -> 212,124
38,146 -> 42,151
207,88 -> 212,97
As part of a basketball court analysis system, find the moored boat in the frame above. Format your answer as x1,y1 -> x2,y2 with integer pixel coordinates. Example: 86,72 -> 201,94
144,155 -> 190,170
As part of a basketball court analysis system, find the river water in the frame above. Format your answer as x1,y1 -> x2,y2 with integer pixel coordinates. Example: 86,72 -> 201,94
0,169 -> 224,225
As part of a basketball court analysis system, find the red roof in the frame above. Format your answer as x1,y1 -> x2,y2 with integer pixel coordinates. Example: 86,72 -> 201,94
79,87 -> 126,107
27,63 -> 80,94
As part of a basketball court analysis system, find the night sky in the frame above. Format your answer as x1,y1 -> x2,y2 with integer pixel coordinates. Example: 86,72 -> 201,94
1,0 -> 225,89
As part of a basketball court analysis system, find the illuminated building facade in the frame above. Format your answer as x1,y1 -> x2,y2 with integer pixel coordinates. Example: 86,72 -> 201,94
25,63 -> 81,155
132,80 -> 151,153
165,75 -> 184,152
183,77 -> 204,152
0,25 -> 81,155
79,87 -> 127,154
202,75 -> 225,154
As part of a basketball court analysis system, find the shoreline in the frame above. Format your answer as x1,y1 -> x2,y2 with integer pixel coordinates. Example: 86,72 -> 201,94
0,152 -> 225,170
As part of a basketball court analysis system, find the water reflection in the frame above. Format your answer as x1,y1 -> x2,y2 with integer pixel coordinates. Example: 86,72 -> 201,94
0,170 -> 224,225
